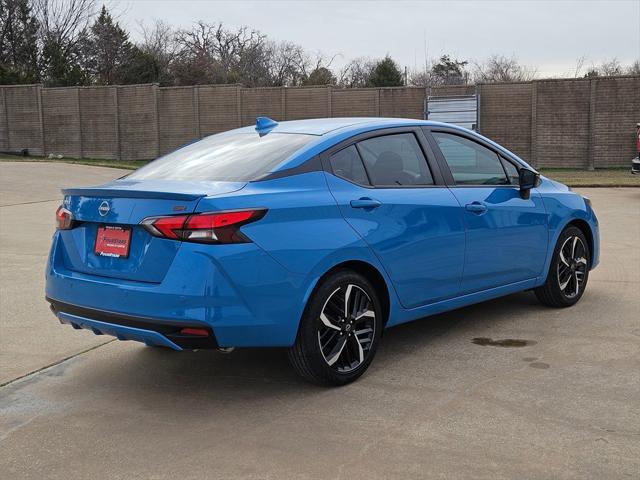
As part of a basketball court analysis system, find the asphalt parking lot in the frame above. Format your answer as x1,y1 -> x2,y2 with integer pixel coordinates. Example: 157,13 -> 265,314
1,162 -> 639,479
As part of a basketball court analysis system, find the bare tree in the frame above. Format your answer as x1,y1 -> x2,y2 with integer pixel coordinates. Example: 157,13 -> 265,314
32,0 -> 97,85
337,57 -> 375,88
173,21 -> 268,85
627,60 -> 640,76
264,42 -> 336,86
137,19 -> 177,85
408,69 -> 430,87
264,40 -> 307,86
472,54 -> 536,83
584,58 -> 628,77
33,0 -> 95,46
573,55 -> 587,78
598,58 -> 624,76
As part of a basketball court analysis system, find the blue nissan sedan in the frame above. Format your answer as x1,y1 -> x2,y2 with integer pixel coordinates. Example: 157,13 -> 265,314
46,117 -> 599,385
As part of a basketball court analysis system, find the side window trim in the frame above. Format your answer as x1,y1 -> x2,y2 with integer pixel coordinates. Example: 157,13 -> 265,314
424,127 -> 518,188
320,127 -> 447,188
353,143 -> 373,185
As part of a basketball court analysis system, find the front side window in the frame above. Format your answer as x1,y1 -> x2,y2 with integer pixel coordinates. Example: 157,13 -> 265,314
432,132 -> 509,186
356,133 -> 433,186
127,133 -> 315,182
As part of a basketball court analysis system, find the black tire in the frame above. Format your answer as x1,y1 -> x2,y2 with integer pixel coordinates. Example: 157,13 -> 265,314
535,226 -> 590,308
288,269 -> 383,386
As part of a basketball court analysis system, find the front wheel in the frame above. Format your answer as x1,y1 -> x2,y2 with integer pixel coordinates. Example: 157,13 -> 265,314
535,226 -> 590,308
288,270 -> 382,386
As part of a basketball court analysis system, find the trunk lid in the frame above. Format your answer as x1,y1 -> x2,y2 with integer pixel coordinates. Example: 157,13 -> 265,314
58,179 -> 245,283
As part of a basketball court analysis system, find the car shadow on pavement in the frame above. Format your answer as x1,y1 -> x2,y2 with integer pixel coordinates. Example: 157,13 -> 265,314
55,290 -> 542,396
0,290 -> 558,440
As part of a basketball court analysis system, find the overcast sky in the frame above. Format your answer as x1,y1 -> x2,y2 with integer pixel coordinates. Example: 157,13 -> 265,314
117,0 -> 640,77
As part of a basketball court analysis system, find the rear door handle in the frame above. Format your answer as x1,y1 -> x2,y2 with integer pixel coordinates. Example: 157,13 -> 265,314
465,202 -> 488,214
350,198 -> 382,209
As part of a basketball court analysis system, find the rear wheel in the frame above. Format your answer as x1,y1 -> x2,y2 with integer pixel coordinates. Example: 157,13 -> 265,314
288,270 -> 382,386
535,226 -> 590,308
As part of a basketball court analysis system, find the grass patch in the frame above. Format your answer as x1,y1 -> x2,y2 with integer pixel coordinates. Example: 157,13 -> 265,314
538,167 -> 638,187
0,154 -> 147,170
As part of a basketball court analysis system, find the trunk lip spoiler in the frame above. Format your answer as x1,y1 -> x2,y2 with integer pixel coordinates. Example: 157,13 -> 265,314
61,187 -> 205,201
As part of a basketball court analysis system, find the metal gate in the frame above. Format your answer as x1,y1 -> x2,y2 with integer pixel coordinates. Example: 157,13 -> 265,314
425,94 -> 479,131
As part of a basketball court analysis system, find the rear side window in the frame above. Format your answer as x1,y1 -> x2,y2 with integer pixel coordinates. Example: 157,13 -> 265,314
127,133 -> 315,182
432,132 -> 509,186
356,133 -> 433,186
329,145 -> 370,185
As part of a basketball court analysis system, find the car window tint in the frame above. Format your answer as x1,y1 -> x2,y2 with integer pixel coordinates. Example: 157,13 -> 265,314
126,133 -> 315,182
432,132 -> 509,186
501,157 -> 520,184
356,133 -> 433,186
329,145 -> 370,185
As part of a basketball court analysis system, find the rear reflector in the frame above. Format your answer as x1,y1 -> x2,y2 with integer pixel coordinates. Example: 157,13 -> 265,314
179,328 -> 210,337
141,209 -> 266,244
55,205 -> 74,230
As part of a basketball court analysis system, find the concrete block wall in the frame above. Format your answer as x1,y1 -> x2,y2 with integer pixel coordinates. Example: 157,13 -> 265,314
535,79 -> 591,168
430,85 -> 476,96
79,87 -> 118,159
478,82 -> 533,163
379,87 -> 424,118
241,87 -> 284,124
331,88 -> 379,117
0,87 -> 9,150
592,76 -> 640,167
117,85 -> 158,161
2,85 -> 43,156
285,87 -> 329,119
0,78 -> 637,166
42,87 -> 81,158
158,86 -> 197,155
198,85 -> 241,137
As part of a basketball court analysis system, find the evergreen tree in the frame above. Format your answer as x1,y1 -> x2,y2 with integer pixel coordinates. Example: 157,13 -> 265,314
0,0 -> 40,84
304,66 -> 335,86
82,5 -> 133,84
368,56 -> 403,87
41,36 -> 89,86
431,55 -> 468,85
118,47 -> 162,84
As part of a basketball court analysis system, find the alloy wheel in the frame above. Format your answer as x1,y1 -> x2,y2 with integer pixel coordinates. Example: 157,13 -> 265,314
557,236 -> 588,298
317,284 -> 376,373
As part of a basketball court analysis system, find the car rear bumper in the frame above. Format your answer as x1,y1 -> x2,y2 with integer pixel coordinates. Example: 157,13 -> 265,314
45,232 -> 307,348
48,299 -> 218,350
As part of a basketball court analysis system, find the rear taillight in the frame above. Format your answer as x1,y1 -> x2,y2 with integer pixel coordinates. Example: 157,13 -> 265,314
141,209 -> 266,244
55,206 -> 74,230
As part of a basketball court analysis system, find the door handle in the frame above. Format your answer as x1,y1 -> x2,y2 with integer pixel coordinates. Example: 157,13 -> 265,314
465,202 -> 488,214
350,198 -> 382,209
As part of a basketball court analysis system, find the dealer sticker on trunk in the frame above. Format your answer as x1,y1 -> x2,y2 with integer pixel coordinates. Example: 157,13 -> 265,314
94,225 -> 132,259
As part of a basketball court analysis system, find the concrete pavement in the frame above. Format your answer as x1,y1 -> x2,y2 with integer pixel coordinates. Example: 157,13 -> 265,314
0,162 -> 638,479
0,162 -> 129,384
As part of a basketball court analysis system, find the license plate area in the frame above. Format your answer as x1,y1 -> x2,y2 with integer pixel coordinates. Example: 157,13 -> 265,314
94,225 -> 132,259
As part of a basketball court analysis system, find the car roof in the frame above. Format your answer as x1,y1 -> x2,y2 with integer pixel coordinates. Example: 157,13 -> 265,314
231,117 -> 436,136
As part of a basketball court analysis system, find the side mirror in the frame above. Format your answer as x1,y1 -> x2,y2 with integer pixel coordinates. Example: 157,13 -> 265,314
518,167 -> 540,199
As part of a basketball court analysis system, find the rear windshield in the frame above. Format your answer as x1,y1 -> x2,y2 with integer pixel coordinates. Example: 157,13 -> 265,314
127,132 -> 315,182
